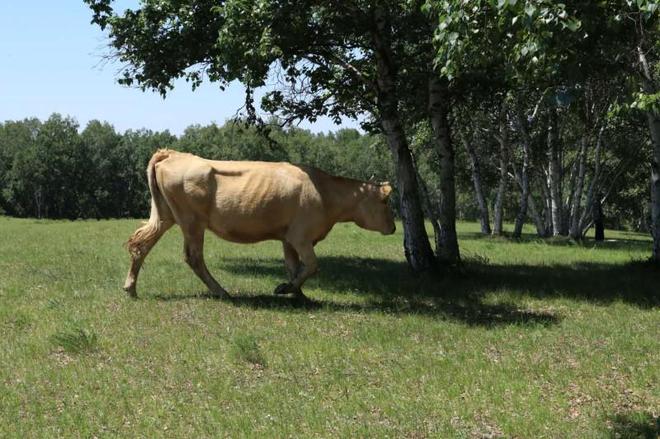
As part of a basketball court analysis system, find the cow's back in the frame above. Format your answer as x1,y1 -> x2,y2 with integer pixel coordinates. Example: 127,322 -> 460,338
156,152 -> 326,243
209,160 -> 321,242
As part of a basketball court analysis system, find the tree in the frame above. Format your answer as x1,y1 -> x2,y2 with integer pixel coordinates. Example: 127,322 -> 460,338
82,0 -> 660,265
0,119 -> 41,215
85,0 -> 439,271
81,120 -> 123,217
3,115 -> 86,218
630,3 -> 660,263
568,1 -> 659,259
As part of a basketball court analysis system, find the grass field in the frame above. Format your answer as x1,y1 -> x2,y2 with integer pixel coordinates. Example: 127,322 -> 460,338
0,216 -> 658,438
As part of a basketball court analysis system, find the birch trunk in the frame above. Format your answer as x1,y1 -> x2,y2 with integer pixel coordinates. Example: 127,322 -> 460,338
371,7 -> 435,272
564,157 -> 579,233
638,48 -> 660,263
569,136 -> 588,240
648,110 -> 660,263
512,165 -> 547,237
492,109 -> 508,236
528,192 -> 548,237
540,174 -> 553,235
579,127 -> 604,235
593,194 -> 605,241
462,135 -> 491,234
547,109 -> 564,236
428,76 -> 460,264
513,112 -> 531,238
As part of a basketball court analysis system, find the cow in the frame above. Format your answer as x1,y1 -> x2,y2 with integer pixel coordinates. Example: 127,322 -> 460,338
123,149 -> 396,299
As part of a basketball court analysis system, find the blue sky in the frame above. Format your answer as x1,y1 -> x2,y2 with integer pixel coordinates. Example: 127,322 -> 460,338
0,1 -> 360,135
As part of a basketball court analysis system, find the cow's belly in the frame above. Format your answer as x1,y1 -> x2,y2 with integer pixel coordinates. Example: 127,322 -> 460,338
208,220 -> 288,243
207,196 -> 295,243
204,171 -> 324,244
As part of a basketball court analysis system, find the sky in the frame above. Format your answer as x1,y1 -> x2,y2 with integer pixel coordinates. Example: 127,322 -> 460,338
0,1 -> 361,135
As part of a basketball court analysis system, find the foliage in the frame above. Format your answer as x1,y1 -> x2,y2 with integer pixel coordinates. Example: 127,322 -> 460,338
424,0 -> 581,83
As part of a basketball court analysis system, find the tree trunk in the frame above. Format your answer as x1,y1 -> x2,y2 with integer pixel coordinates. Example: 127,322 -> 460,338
462,134 -> 491,234
513,111 -> 531,238
428,76 -> 460,264
593,194 -> 605,241
638,47 -> 660,263
528,192 -> 548,237
492,109 -> 508,236
547,109 -> 564,236
569,136 -> 588,240
413,155 -> 443,251
564,156 -> 579,233
648,110 -> 660,263
579,127 -> 605,235
371,7 -> 435,272
539,172 -> 553,236
512,167 -> 547,238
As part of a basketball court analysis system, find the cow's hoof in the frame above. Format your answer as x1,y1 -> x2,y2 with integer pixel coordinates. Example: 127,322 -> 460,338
274,283 -> 293,295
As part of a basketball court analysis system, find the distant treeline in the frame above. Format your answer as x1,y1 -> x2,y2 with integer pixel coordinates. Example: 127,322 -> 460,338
0,114 -> 392,219
0,113 -> 650,231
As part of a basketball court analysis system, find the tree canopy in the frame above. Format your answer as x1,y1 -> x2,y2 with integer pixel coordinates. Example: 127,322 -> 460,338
75,0 -> 660,265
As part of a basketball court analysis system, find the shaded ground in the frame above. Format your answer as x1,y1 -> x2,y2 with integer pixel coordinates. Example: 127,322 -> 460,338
216,254 -> 660,309
607,412 -> 659,438
154,249 -> 659,328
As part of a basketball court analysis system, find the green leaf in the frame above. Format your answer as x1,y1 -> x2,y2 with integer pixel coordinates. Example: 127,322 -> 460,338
564,18 -> 581,32
525,3 -> 536,16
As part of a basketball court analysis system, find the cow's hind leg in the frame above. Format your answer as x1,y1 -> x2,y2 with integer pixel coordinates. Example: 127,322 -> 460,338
274,242 -> 301,295
182,224 -> 230,299
124,220 -> 173,297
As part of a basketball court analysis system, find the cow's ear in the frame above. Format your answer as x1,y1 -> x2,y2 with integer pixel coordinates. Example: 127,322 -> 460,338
379,183 -> 392,200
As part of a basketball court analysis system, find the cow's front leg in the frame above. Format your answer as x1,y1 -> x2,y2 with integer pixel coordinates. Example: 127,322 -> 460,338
274,242 -> 302,295
276,242 -> 317,299
282,241 -> 301,281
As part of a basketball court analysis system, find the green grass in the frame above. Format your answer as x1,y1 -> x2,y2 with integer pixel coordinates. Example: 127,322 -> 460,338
0,216 -> 658,437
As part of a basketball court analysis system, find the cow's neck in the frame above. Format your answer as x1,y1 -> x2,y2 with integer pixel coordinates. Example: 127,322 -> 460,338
329,178 -> 370,224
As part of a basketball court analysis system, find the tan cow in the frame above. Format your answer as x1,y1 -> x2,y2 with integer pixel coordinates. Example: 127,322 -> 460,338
123,149 -> 395,299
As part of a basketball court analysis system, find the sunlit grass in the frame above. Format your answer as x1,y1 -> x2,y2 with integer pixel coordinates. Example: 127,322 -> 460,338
0,216 -> 658,437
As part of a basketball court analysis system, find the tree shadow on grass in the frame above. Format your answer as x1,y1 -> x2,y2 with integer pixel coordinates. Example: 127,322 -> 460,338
461,231 -> 653,252
152,252 -> 657,327
236,294 -> 558,327
219,255 -> 659,309
153,291 -> 558,328
607,412 -> 659,438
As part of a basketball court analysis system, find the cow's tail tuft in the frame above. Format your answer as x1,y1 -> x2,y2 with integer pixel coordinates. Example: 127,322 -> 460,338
126,149 -> 174,258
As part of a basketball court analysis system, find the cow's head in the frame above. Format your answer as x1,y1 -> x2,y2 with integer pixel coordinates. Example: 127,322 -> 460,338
355,182 -> 396,235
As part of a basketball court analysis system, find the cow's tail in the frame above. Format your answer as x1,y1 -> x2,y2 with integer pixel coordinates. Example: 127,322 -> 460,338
126,149 -> 174,258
